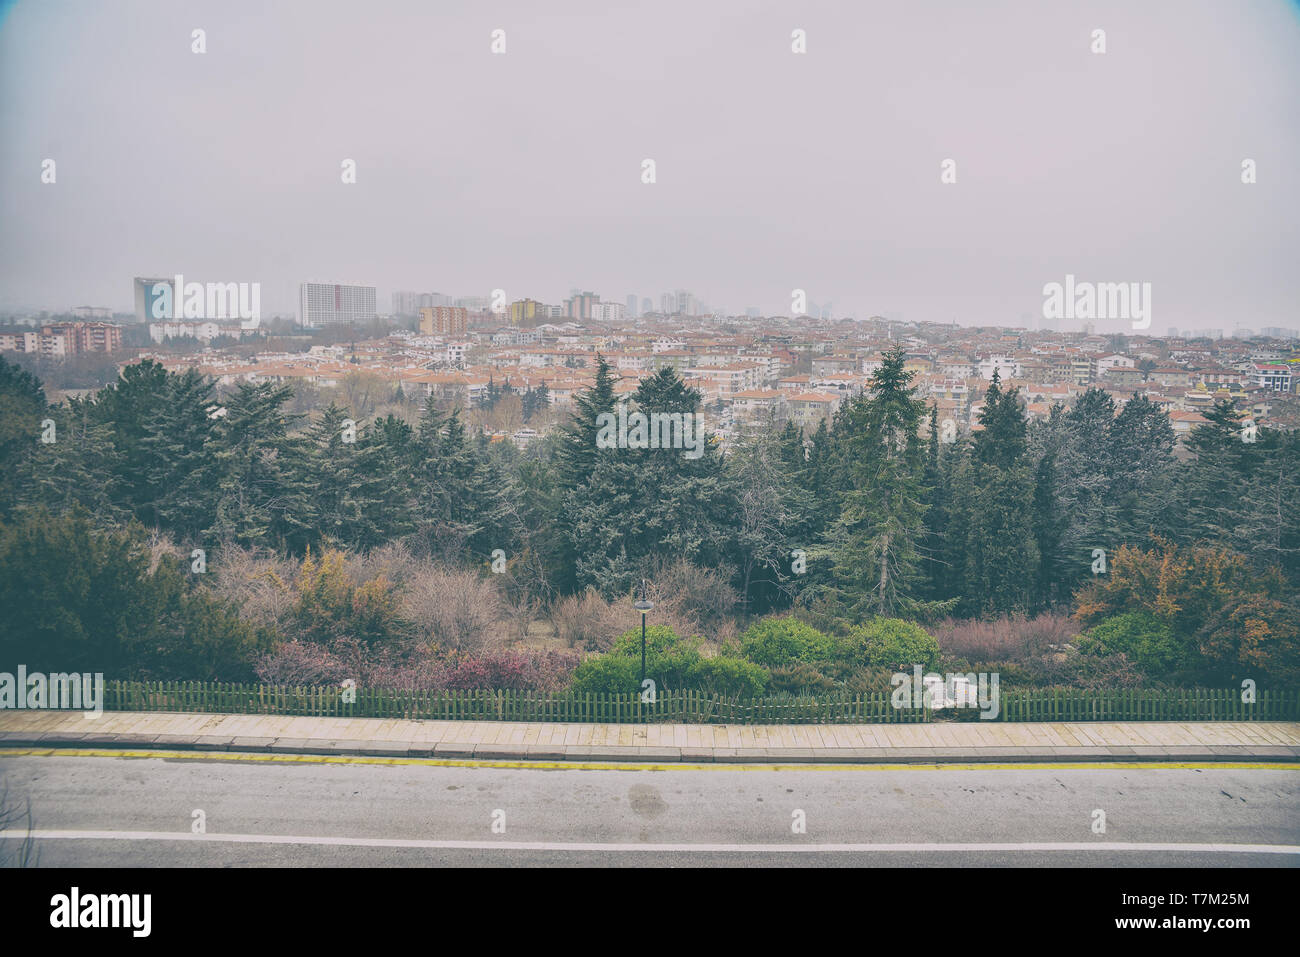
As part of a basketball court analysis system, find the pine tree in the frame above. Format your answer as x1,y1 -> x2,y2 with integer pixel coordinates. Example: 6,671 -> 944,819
142,368 -> 219,536
1108,393 -> 1177,543
91,359 -> 176,523
342,413 -> 418,550
553,356 -> 620,593
0,355 -> 48,517
19,396 -> 127,523
1178,399 -> 1299,582
1031,446 -> 1067,611
961,374 -> 1038,615
205,382 -> 297,549
830,346 -> 948,619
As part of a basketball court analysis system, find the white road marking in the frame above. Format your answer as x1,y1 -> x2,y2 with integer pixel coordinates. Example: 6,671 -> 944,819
2,830 -> 1298,854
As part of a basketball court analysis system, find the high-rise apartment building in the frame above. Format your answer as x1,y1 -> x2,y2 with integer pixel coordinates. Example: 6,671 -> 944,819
509,299 -> 542,326
299,282 -> 376,327
393,291 -> 433,315
134,276 -> 173,322
419,306 -> 468,336
565,291 -> 599,321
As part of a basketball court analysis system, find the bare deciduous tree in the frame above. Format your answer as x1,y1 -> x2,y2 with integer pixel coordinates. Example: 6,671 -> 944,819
401,565 -> 505,652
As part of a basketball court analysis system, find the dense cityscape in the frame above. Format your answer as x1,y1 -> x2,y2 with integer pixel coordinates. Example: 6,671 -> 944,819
4,281 -> 1298,449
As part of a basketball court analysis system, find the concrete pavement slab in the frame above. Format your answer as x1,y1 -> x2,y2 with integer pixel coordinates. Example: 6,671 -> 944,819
357,740 -> 414,757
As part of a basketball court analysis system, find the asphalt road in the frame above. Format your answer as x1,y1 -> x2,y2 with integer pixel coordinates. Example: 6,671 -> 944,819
1,753 -> 1297,866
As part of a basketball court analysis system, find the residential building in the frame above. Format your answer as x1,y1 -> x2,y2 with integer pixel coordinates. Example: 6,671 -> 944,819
299,282 -> 376,327
419,306 -> 469,337
1253,363 -> 1293,392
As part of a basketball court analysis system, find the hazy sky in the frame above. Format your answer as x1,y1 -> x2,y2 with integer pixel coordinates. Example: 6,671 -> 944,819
1,0 -> 1297,331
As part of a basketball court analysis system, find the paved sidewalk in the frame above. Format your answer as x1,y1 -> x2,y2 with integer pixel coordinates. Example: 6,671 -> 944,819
1,710 -> 1298,763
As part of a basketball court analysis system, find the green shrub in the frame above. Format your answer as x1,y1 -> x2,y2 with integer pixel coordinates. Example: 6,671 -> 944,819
686,656 -> 769,697
0,508 -> 271,680
610,624 -> 695,662
571,625 -> 768,697
848,618 -> 940,670
768,661 -> 839,694
739,616 -> 838,667
612,625 -> 702,687
1078,611 -> 1193,677
570,654 -> 641,695
842,668 -> 898,695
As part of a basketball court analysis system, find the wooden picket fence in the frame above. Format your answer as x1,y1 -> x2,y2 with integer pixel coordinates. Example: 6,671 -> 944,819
998,687 -> 1291,722
91,681 -> 1300,724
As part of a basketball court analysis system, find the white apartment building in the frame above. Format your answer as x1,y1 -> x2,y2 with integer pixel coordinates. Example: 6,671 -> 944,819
149,319 -> 246,343
446,342 -> 470,367
938,359 -> 975,378
1253,363 -> 1293,392
730,389 -> 788,422
978,355 -> 1021,380
611,352 -> 652,373
1095,354 -> 1135,374
684,362 -> 763,399
299,282 -> 377,327
738,352 -> 787,383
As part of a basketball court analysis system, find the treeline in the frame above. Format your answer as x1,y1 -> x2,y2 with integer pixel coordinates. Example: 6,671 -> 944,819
0,347 -> 1297,685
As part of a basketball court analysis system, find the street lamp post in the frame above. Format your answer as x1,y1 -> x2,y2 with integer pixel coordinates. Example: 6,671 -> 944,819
632,580 -> 654,685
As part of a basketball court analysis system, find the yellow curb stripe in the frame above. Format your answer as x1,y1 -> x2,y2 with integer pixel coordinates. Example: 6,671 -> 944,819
0,748 -> 1296,773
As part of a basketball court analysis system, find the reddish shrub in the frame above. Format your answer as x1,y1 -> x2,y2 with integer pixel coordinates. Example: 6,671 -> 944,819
256,640 -> 577,693
931,613 -> 1076,664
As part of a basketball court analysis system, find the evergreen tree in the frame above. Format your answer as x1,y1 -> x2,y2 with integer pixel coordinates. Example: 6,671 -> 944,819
206,382 -> 297,549
0,355 -> 48,517
19,396 -> 126,523
829,346 -> 947,619
553,356 -> 620,593
1178,399 -> 1300,583
1108,393 -> 1177,543
963,375 -> 1038,615
332,413 -> 418,550
1031,445 -> 1067,611
91,360 -> 176,523
141,368 -> 219,536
